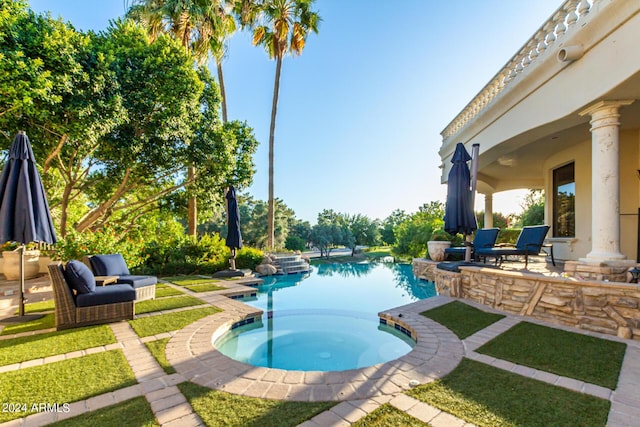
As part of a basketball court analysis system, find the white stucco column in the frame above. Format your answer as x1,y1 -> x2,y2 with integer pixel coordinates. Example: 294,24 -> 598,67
484,194 -> 493,228
579,100 -> 634,261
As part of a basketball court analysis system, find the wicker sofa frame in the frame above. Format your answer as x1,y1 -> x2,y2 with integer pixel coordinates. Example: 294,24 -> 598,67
48,262 -> 134,330
82,255 -> 156,301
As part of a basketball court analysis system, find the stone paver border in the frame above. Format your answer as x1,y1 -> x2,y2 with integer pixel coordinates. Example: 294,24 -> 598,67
166,296 -> 463,402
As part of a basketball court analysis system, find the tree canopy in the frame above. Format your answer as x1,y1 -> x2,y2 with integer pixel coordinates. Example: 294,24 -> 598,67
0,1 -> 258,242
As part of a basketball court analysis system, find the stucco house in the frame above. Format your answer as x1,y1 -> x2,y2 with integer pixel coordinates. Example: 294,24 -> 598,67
439,0 -> 640,279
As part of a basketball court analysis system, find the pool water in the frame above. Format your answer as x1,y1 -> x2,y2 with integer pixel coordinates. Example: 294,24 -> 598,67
214,262 -> 436,371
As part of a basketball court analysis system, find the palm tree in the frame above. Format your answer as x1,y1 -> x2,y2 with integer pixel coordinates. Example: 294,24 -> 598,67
251,0 -> 320,249
127,0 -> 236,234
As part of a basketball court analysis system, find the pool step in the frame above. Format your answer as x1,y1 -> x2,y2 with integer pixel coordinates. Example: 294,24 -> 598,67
270,254 -> 311,275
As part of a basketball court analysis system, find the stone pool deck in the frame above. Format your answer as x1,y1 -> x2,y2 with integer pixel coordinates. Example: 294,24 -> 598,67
0,274 -> 639,426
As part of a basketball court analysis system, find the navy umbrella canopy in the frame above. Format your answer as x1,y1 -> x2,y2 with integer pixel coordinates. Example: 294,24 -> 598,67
225,185 -> 242,271
0,132 -> 57,245
225,185 -> 243,251
444,142 -> 478,238
0,132 -> 57,318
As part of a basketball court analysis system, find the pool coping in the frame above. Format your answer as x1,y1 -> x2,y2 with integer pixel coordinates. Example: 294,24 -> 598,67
165,295 -> 463,401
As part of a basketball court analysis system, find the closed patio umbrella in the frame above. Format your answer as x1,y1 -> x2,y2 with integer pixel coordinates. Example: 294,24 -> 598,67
0,131 -> 57,319
444,142 -> 478,262
213,185 -> 244,278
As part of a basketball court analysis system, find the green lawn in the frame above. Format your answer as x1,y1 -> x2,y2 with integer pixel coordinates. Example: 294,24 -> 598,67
16,299 -> 55,314
406,358 -> 610,427
183,283 -> 227,292
477,321 -> 626,389
162,276 -> 218,286
420,301 -> 505,339
155,283 -> 184,298
352,404 -> 429,426
1,312 -> 55,335
129,307 -> 220,337
50,397 -> 158,427
0,350 -> 137,423
145,338 -> 175,374
179,382 -> 336,427
134,295 -> 205,314
0,325 -> 116,366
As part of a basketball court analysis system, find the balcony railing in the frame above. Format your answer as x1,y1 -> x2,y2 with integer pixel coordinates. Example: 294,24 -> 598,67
441,0 -> 596,140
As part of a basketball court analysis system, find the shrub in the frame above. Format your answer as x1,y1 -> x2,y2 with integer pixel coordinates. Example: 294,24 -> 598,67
53,227 -> 147,269
430,229 -> 452,241
139,233 -> 228,275
497,228 -> 521,245
234,247 -> 264,270
285,235 -> 307,252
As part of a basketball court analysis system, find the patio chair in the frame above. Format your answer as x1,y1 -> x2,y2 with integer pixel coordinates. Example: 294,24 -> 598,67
48,262 -> 135,330
84,254 -> 157,301
444,228 -> 500,261
475,225 -> 550,268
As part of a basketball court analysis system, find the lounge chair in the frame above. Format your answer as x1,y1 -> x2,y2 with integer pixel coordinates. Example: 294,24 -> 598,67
84,254 -> 157,301
475,225 -> 550,268
48,262 -> 135,330
444,228 -> 500,261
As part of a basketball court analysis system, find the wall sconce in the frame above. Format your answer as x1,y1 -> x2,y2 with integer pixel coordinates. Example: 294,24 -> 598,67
557,45 -> 584,62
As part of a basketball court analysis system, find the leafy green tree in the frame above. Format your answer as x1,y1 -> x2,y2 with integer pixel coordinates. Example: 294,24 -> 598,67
518,190 -> 545,226
344,214 -> 380,256
1,8 -> 257,243
250,0 -> 320,249
238,196 -> 293,249
392,202 -> 445,259
380,209 -> 407,245
286,218 -> 311,250
309,223 -> 343,258
476,211 -> 509,229
127,0 -> 238,236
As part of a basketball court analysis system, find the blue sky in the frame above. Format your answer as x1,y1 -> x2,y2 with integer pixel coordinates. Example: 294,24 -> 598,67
29,0 -> 559,224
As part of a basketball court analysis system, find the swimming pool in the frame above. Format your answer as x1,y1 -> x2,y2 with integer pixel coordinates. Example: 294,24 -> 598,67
214,262 -> 436,371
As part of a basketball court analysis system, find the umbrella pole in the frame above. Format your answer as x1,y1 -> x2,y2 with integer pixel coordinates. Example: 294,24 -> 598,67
230,248 -> 236,271
466,143 -> 481,263
19,245 -> 25,316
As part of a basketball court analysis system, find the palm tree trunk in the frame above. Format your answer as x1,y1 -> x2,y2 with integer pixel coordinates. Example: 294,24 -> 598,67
217,60 -> 228,123
188,165 -> 197,237
267,56 -> 283,249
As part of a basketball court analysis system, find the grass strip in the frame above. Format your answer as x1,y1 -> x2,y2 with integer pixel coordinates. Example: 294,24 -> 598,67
184,283 -> 226,293
15,300 -> 55,314
477,321 -> 626,389
145,338 -> 175,374
420,301 -> 505,339
0,325 -> 116,366
406,358 -> 610,427
179,382 -> 335,427
155,283 -> 184,298
134,295 -> 205,314
50,397 -> 158,427
1,313 -> 55,335
352,403 -> 429,426
0,350 -> 137,423
129,307 -> 220,337
162,276 -> 217,286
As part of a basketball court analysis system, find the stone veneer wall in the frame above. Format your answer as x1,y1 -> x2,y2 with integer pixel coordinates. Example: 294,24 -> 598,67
412,258 -> 640,340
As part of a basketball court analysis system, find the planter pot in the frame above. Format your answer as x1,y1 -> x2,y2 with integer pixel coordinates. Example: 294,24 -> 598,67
427,241 -> 451,262
2,250 -> 41,280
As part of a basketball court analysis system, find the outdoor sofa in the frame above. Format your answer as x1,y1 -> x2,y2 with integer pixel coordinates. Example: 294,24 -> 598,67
48,261 -> 135,330
475,225 -> 551,268
84,254 -> 156,301
444,227 -> 500,261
